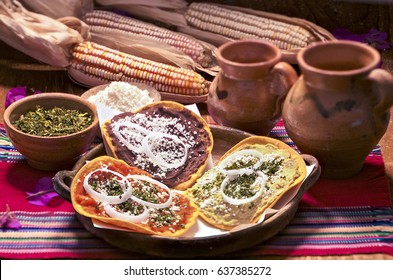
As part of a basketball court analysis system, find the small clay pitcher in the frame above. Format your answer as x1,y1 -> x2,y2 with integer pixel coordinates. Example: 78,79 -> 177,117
282,40 -> 393,179
207,39 -> 297,135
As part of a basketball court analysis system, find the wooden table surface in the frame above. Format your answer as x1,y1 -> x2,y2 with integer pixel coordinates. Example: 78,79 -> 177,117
0,40 -> 392,260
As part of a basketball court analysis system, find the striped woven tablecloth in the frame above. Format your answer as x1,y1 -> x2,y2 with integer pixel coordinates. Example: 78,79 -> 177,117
1,122 -> 393,259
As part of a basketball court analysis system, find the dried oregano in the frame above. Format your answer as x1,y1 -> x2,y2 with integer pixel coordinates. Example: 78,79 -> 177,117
12,105 -> 93,136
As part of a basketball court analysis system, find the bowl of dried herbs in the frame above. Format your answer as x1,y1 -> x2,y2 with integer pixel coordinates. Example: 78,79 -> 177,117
3,92 -> 99,171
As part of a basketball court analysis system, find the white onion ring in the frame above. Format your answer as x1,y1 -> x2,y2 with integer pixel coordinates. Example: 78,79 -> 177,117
104,202 -> 148,223
141,132 -> 188,169
112,122 -> 149,153
220,172 -> 267,205
126,175 -> 173,208
218,149 -> 264,177
83,168 -> 132,204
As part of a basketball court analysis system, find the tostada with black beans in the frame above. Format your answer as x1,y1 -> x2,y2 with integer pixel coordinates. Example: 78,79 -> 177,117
101,101 -> 213,190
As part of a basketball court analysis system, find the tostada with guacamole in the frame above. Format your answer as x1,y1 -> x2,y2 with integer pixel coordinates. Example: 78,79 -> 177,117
184,136 -> 307,230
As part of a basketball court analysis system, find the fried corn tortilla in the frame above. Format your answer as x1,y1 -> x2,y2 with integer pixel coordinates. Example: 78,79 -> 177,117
184,136 -> 307,230
101,101 -> 213,190
71,156 -> 199,237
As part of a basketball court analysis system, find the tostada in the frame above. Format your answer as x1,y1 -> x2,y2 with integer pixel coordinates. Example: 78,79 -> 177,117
184,136 -> 307,230
101,101 -> 213,190
71,156 -> 199,237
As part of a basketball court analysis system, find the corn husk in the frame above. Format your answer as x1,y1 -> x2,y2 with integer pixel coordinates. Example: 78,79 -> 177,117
179,3 -> 335,46
0,0 -> 212,103
101,1 -> 335,63
0,0 -> 88,67
89,29 -> 218,76
84,10 -> 218,75
95,0 -> 187,10
94,0 -> 187,27
182,3 -> 336,63
18,0 -> 94,19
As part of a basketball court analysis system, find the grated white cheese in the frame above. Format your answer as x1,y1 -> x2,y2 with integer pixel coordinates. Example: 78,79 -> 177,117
88,81 -> 154,112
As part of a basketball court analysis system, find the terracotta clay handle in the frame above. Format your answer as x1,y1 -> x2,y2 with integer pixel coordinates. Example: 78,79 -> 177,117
270,62 -> 298,117
272,61 -> 298,92
368,68 -> 393,116
52,169 -> 76,203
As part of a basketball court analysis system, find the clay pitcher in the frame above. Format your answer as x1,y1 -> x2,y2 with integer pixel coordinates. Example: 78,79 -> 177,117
207,39 -> 297,135
282,40 -> 393,179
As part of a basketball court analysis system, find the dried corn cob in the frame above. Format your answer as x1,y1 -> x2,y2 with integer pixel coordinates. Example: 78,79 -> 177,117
84,10 -> 214,68
184,2 -> 317,50
70,41 -> 209,96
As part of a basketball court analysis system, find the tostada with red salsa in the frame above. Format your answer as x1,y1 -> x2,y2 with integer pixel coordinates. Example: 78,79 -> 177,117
71,156 -> 199,236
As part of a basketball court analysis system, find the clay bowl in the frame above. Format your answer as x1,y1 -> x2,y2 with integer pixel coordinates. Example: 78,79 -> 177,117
3,93 -> 99,171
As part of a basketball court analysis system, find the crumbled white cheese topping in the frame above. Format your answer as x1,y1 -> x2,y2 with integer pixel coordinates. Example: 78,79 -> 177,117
111,111 -> 196,178
88,81 -> 154,112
